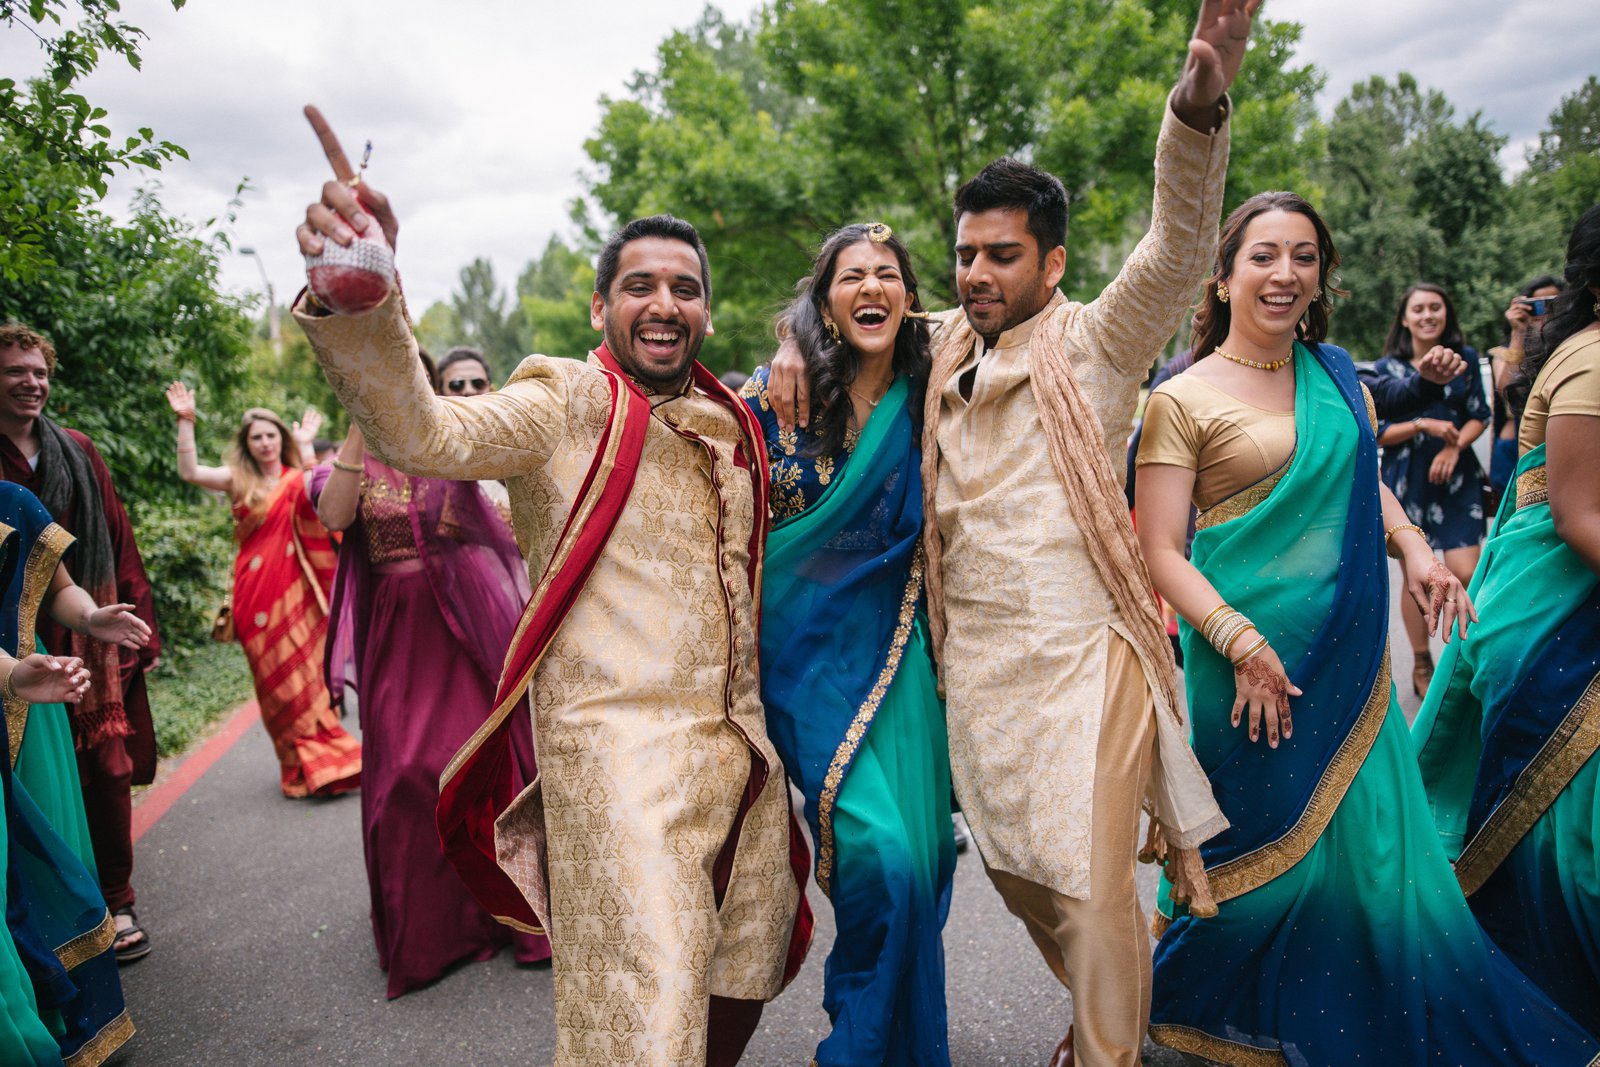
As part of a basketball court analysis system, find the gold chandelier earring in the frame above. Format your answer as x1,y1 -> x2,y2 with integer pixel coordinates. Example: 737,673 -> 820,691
825,318 -> 841,342
1217,282 -> 1230,304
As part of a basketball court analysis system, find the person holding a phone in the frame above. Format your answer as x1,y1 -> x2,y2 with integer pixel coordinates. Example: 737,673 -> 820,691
1488,275 -> 1562,508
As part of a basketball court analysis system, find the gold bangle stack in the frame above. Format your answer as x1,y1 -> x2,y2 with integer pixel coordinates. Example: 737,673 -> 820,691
1383,523 -> 1428,558
1202,606 -> 1258,662
1,667 -> 18,705
1231,634 -> 1270,666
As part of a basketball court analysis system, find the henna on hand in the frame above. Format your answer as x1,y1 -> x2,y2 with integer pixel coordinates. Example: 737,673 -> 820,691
1426,559 -> 1454,623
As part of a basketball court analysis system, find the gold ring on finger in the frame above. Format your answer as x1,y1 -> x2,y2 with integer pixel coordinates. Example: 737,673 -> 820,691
343,174 -> 362,189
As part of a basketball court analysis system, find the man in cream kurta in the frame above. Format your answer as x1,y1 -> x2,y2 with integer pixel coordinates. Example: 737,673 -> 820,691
292,195 -> 802,1064
868,9 -> 1247,1064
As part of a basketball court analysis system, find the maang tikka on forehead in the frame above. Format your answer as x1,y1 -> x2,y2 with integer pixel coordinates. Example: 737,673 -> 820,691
867,222 -> 893,243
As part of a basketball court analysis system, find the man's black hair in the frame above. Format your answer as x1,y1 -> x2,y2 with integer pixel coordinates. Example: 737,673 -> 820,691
953,158 -> 1069,262
593,214 -> 712,303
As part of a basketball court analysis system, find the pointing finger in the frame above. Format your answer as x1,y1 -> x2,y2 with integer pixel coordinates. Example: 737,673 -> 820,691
304,105 -> 356,185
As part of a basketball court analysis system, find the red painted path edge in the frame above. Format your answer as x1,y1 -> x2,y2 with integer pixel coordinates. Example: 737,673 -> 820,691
131,700 -> 259,844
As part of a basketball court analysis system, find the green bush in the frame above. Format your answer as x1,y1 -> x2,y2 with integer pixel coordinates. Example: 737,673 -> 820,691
131,497 -> 235,656
146,641 -> 255,758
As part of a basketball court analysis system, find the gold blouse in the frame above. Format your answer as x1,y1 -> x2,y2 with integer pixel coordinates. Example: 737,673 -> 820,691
1520,332 -> 1600,454
1136,375 -> 1297,510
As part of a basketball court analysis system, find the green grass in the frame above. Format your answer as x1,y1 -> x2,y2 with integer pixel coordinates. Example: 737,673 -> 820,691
146,642 -> 256,758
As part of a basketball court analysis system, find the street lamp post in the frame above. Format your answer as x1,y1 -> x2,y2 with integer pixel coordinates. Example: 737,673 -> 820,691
238,246 -> 280,354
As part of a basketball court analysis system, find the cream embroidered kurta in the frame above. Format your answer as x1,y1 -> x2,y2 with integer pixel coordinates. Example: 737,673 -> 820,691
297,296 -> 800,1067
932,103 -> 1229,900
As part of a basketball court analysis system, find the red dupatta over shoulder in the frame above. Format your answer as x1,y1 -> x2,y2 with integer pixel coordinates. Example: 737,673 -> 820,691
436,347 -> 811,984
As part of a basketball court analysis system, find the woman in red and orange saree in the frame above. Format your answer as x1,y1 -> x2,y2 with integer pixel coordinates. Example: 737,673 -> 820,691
166,387 -> 360,799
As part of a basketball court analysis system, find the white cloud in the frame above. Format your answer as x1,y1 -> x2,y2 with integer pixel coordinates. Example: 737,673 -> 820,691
4,1 -> 1595,316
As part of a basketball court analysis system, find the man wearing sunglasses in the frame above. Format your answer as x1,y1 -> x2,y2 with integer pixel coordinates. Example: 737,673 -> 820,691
437,346 -> 494,396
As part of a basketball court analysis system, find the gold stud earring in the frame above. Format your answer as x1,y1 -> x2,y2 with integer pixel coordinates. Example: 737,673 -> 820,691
1217,282 -> 1230,304
1313,286 -> 1322,300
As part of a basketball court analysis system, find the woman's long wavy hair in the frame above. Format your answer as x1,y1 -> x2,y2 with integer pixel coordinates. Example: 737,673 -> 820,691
1190,191 -> 1344,362
1507,203 -> 1600,415
228,407 -> 300,511
778,224 -> 931,458
1381,282 -> 1467,361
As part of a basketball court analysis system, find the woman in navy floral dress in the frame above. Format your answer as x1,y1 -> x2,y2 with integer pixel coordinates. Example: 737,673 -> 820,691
1374,282 -> 1489,695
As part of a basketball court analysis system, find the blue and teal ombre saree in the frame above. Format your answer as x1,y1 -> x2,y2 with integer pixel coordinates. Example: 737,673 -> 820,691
743,367 -> 955,1066
1147,343 -> 1597,1066
1416,341 -> 1600,1037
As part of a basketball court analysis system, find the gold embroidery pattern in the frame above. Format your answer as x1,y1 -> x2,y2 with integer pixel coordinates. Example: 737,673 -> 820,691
63,1008 -> 134,1067
1196,462 -> 1289,531
1204,653 -> 1391,903
1515,466 -> 1549,511
8,522 -> 74,766
1454,669 -> 1600,897
359,476 -> 421,564
814,455 -> 835,486
815,545 -> 924,898
56,909 -> 115,971
778,426 -> 797,457
738,373 -> 769,412
1148,1024 -> 1287,1066
770,459 -> 806,522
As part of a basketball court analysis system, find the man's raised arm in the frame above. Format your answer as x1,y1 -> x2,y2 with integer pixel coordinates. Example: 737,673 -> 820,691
292,106 -> 564,480
1069,0 -> 1258,373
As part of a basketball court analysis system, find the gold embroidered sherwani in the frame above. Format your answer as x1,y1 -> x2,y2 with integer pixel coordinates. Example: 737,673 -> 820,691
928,102 -> 1229,1066
297,296 -> 801,1067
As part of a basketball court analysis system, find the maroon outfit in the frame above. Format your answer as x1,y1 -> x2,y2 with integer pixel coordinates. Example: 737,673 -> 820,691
310,460 -> 550,997
1,428 -> 161,913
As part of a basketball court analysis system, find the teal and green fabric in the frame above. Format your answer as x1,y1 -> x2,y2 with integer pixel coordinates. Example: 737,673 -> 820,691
0,484 -> 132,1065
1149,343 -> 1598,1064
1415,442 -> 1600,1035
15,639 -> 94,877
743,368 -> 956,1066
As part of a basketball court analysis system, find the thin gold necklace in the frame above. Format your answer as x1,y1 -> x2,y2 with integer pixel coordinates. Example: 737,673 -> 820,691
1215,347 -> 1292,372
849,381 -> 890,408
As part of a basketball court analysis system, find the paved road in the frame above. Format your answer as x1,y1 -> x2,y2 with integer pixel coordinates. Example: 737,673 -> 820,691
117,568 -> 1434,1064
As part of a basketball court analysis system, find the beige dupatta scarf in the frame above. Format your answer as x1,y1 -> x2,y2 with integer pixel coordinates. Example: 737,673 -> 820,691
921,302 -> 1222,912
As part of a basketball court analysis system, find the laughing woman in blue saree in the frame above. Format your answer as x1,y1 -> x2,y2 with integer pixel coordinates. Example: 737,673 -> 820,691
1415,203 -> 1600,1038
740,223 -> 955,1067
1134,191 -> 1599,1065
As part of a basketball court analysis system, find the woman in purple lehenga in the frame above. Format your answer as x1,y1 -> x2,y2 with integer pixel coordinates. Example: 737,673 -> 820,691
310,409 -> 551,999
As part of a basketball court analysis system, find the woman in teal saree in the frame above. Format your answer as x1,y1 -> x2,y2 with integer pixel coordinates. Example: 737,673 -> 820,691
741,223 -> 954,1066
1415,203 -> 1600,1036
1135,191 -> 1597,1064
0,482 -> 146,1065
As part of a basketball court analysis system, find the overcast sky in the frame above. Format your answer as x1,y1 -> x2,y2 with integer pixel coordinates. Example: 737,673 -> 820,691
3,0 -> 1595,314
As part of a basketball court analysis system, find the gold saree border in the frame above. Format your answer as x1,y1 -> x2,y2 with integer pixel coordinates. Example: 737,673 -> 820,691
1196,463 -> 1289,532
1515,466 -> 1549,510
64,1008 -> 134,1067
1149,1023 -> 1287,1066
56,909 -> 115,971
7,522 -> 74,766
1204,653 -> 1390,903
1454,669 -> 1600,897
815,546 -> 924,899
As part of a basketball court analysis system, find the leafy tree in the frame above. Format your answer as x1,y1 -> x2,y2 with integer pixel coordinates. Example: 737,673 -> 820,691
516,235 -> 597,360
1522,75 -> 1600,236
413,299 -> 461,363
1316,74 -> 1510,355
448,257 -> 522,377
1,2 -> 189,282
583,1 -> 1322,371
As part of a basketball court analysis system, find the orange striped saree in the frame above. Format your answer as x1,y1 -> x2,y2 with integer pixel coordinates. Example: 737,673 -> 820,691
232,469 -> 360,798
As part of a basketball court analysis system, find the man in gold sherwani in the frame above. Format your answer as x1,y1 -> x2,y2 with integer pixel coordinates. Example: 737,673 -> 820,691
292,151 -> 807,1066
769,5 -> 1258,1064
